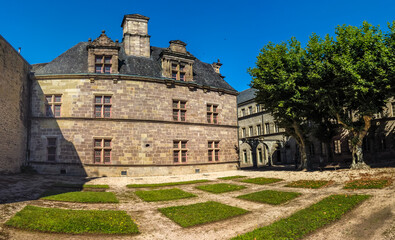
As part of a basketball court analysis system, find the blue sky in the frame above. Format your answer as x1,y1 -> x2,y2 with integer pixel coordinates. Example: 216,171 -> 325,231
1,0 -> 395,91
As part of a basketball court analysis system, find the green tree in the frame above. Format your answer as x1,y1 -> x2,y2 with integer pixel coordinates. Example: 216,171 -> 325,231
249,38 -> 313,170
307,22 -> 394,169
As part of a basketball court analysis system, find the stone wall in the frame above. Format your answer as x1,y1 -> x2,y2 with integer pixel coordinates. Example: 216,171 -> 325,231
29,77 -> 238,176
0,35 -> 30,173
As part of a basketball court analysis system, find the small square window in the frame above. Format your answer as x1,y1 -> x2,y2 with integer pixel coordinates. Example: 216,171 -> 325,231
104,57 -> 112,64
54,96 -> 61,102
95,65 -> 102,73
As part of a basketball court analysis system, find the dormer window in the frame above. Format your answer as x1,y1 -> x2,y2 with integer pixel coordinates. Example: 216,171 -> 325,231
95,55 -> 112,73
87,30 -> 120,74
171,63 -> 186,81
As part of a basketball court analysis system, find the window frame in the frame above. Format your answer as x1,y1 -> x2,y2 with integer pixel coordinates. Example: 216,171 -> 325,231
208,141 -> 220,162
93,138 -> 112,164
45,95 -> 62,117
173,140 -> 188,163
334,140 -> 342,154
47,137 -> 57,161
95,55 -> 112,74
207,104 -> 219,124
171,62 -> 186,81
172,100 -> 187,122
94,95 -> 112,118
265,123 -> 270,134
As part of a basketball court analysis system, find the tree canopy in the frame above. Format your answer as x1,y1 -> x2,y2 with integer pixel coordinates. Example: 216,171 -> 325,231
250,21 -> 395,170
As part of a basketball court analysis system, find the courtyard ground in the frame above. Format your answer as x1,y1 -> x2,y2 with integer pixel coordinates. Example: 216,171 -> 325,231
0,166 -> 394,240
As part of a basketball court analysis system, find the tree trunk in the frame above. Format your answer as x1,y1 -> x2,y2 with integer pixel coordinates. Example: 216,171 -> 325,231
292,122 -> 309,170
350,116 -> 371,169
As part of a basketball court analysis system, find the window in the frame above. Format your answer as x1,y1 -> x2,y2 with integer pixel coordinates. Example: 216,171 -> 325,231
256,104 -> 261,112
94,138 -> 112,164
249,126 -> 253,136
242,128 -> 246,138
258,148 -> 263,163
334,140 -> 341,154
274,124 -> 279,133
208,141 -> 220,161
241,108 -> 245,117
45,95 -> 62,117
207,104 -> 219,124
392,102 -> 395,117
257,125 -> 261,135
173,140 -> 187,163
95,55 -> 112,73
248,106 -> 252,115
171,63 -> 186,81
173,100 -> 187,121
265,123 -> 270,134
95,95 -> 112,118
47,137 -> 57,161
243,150 -> 248,163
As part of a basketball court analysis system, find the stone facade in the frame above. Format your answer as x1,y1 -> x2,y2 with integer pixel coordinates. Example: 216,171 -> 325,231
28,14 -> 239,177
0,34 -> 31,173
237,90 -> 298,168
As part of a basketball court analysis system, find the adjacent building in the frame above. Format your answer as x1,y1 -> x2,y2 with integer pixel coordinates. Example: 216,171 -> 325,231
237,88 -> 298,168
237,88 -> 395,167
28,14 -> 239,177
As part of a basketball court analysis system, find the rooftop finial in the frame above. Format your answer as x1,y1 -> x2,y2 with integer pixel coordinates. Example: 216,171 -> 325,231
102,30 -> 106,34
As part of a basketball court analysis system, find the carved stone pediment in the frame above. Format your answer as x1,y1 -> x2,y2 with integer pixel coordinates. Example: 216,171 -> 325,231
88,31 -> 119,49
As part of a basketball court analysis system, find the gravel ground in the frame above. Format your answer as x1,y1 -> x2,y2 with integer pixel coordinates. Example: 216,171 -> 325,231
0,167 -> 394,240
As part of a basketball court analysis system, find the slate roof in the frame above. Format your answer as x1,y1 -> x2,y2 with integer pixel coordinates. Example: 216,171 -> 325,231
32,42 -> 235,92
237,88 -> 257,104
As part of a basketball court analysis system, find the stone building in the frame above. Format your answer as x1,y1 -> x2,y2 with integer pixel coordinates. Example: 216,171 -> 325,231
29,14 -> 239,177
0,34 -> 31,174
238,88 -> 395,168
237,88 -> 298,168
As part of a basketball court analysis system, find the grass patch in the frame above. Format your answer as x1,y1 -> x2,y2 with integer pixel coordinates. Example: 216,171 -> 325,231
159,201 -> 249,227
232,194 -> 370,240
241,177 -> 283,185
127,179 -> 210,188
218,175 -> 247,180
344,178 -> 392,189
237,190 -> 301,205
83,184 -> 110,189
285,180 -> 332,189
135,188 -> 196,202
41,191 -> 119,203
5,205 -> 138,234
196,183 -> 246,194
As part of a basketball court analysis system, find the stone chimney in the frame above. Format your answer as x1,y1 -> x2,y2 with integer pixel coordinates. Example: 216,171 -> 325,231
121,14 -> 150,57
212,59 -> 222,74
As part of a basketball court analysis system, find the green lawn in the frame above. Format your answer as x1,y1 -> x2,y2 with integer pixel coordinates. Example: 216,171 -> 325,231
41,191 -> 119,203
127,180 -> 210,188
159,201 -> 249,227
232,194 -> 370,240
5,205 -> 138,234
237,190 -> 301,205
135,188 -> 196,202
241,177 -> 283,185
344,178 -> 392,189
285,180 -> 332,189
196,183 -> 246,194
218,175 -> 247,180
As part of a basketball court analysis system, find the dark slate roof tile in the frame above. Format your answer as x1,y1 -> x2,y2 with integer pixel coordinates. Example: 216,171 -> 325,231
237,88 -> 257,104
33,42 -> 235,92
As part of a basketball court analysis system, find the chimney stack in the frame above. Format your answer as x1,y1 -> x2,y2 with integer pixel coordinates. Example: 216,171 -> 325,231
121,14 -> 150,57
212,59 -> 222,74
